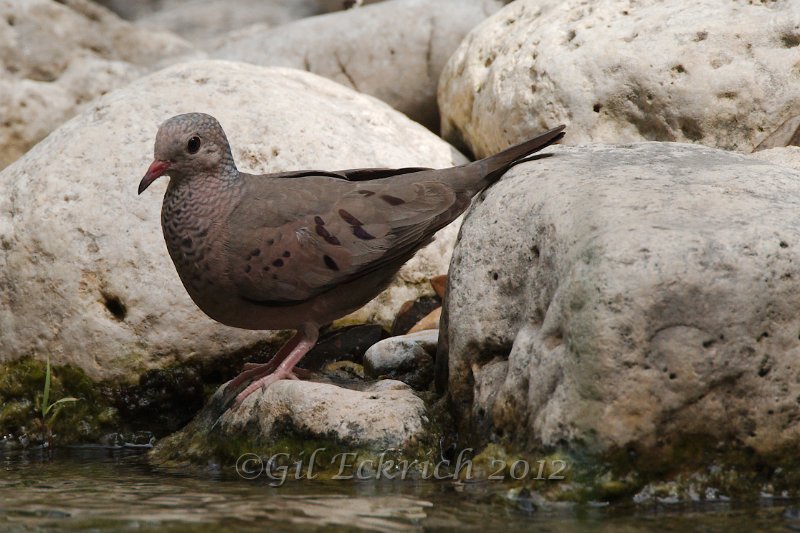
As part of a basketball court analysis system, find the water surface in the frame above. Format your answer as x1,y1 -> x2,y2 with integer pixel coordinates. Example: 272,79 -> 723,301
1,448 -> 797,532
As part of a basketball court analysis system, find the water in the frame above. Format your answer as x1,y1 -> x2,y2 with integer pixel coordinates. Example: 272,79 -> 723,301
1,448 -> 798,532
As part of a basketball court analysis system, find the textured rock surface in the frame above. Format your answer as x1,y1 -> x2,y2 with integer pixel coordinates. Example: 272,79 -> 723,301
438,0 -> 800,158
364,329 -> 438,390
155,379 -> 430,460
0,60 -> 465,380
96,0 -> 384,22
224,379 -> 427,449
443,142 -> 800,461
213,0 -> 502,130
751,147 -> 800,173
0,0 -> 195,169
314,0 -> 385,12
138,0 -> 320,45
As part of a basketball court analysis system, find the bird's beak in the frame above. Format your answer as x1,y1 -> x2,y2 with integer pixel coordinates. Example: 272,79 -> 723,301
138,160 -> 171,195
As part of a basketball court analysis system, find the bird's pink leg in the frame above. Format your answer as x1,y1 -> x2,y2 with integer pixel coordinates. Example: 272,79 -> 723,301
233,326 -> 320,406
225,332 -> 303,394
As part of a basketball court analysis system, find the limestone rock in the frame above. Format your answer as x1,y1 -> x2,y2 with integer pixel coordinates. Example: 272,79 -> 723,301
213,0 -> 502,130
138,0 -> 321,45
751,147 -> 800,173
96,0 -> 383,23
438,0 -> 800,158
314,0 -> 385,13
0,0 -> 196,169
0,60 -> 466,381
364,330 -> 438,390
754,115 -> 800,151
181,379 -> 429,453
443,142 -> 800,463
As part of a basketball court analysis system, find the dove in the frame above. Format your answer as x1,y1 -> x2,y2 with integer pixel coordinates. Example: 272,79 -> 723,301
138,113 -> 564,406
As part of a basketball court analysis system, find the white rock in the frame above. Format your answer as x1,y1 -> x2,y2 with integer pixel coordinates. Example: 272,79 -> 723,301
751,147 -> 800,173
138,0 -> 321,46
213,0 -> 502,130
219,379 -> 427,450
96,0 -> 383,23
444,142 -> 800,458
364,330 -> 438,389
0,60 -> 466,381
438,0 -> 800,158
314,0 -> 385,13
0,0 -> 196,169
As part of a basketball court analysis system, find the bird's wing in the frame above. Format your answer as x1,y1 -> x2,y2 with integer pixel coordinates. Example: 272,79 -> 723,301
271,167 -> 433,181
226,173 -> 460,304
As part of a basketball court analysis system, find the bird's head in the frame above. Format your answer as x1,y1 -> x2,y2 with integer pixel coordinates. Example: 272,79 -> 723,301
138,112 -> 236,194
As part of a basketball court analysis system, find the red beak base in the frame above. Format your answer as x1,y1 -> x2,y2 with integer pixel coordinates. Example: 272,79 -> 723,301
138,160 -> 171,194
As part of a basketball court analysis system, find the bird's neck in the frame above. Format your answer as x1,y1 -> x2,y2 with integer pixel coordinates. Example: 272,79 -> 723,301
166,166 -> 240,203
161,169 -> 243,245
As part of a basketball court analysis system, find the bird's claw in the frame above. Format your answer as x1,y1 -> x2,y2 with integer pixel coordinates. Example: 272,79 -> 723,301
233,369 -> 305,407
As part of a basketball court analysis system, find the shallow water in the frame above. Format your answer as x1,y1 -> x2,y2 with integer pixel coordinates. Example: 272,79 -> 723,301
1,448 -> 799,532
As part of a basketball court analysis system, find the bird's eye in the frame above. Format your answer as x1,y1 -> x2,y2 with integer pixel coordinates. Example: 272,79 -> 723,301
187,136 -> 201,154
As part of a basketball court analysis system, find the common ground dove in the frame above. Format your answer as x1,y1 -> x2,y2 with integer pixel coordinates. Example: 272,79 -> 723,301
138,113 -> 564,406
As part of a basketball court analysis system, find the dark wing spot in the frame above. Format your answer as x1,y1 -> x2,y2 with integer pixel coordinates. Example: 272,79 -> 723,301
353,226 -> 375,240
314,216 -> 325,225
244,265 -> 251,273
283,251 -> 291,258
325,234 -> 341,246
273,259 -> 284,267
267,238 -> 275,245
251,248 -> 261,257
263,266 -> 270,271
316,225 -> 331,238
380,194 -> 405,206
339,209 -> 363,226
323,255 -> 340,271
358,190 -> 376,197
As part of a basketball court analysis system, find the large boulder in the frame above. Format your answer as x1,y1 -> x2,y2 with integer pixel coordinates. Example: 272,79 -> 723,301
213,0 -> 502,131
0,0 -> 196,169
442,142 -> 800,471
0,60 -> 465,381
438,0 -> 800,158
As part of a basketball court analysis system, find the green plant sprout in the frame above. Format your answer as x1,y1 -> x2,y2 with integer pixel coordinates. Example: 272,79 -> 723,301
39,356 -> 79,446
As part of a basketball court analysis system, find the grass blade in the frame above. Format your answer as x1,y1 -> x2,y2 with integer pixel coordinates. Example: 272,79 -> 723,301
42,356 -> 51,417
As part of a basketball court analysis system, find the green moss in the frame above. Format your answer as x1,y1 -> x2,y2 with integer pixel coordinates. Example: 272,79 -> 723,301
456,430 -> 800,505
0,356 -> 120,445
153,412 -> 439,477
151,383 -> 447,477
0,336 -> 289,447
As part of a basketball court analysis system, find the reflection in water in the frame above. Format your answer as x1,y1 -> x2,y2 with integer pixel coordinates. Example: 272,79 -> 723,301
0,448 -> 797,532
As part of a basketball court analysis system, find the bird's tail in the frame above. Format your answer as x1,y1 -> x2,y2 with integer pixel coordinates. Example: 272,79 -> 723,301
459,125 -> 566,192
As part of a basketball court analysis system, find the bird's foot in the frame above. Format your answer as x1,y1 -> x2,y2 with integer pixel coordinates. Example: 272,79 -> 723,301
224,361 -> 278,398
233,368 -> 303,407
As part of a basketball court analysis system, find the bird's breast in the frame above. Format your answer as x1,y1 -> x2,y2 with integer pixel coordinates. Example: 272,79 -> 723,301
160,185 -> 236,315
